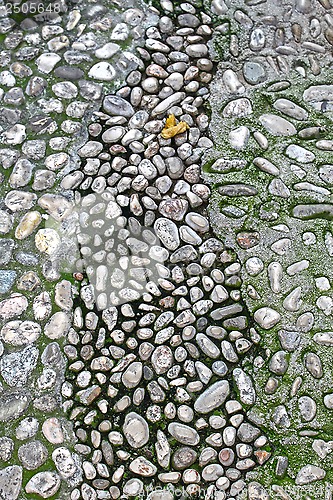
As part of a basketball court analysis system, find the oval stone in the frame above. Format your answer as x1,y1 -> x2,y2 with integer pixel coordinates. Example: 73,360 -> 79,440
168,423 -> 199,446
194,381 -> 230,414
123,412 -> 149,449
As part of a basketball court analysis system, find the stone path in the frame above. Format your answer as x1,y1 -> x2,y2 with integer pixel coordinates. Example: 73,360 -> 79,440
0,0 -> 332,499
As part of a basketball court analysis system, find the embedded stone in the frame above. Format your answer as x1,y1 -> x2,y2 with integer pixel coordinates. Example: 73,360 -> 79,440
123,412 -> 149,449
295,465 -> 326,485
254,307 -> 281,329
194,381 -> 230,414
0,392 -> 30,421
44,312 -> 71,340
25,471 -> 61,498
259,114 -> 296,136
18,441 -> 48,470
0,465 -> 22,499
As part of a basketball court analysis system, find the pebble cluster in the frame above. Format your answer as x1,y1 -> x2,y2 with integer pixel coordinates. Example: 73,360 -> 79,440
0,0 -> 333,498
62,1 -> 271,499
0,0 -> 161,498
205,0 -> 333,496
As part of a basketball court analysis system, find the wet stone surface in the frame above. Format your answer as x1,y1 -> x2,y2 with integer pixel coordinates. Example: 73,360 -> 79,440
0,0 -> 332,498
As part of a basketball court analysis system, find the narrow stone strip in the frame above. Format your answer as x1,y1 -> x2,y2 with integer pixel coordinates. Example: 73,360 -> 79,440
206,0 -> 333,497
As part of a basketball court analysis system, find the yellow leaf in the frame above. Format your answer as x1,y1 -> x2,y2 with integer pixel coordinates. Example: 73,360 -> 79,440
165,114 -> 176,129
161,115 -> 189,138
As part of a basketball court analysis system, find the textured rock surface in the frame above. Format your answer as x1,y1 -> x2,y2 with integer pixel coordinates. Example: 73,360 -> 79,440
0,0 -> 332,498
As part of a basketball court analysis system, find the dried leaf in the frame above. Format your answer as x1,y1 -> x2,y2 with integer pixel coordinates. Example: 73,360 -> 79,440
161,114 -> 189,139
165,114 -> 177,129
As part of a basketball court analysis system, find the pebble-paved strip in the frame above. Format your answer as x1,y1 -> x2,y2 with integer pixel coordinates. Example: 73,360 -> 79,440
0,0 -> 153,497
1,0 -> 332,498
62,1 -> 272,499
206,0 -> 333,497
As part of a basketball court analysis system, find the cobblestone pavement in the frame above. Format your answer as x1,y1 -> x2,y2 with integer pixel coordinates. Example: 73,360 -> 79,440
0,0 -> 332,499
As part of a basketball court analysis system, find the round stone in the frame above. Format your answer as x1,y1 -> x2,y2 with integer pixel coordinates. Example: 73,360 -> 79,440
245,257 -> 264,276
324,394 -> 333,409
123,412 -> 149,449
243,61 -> 266,84
35,229 -> 61,255
18,441 -> 48,470
172,447 -> 198,470
129,456 -> 157,477
0,345 -> 39,387
295,465 -> 326,485
16,418 -> 39,440
298,396 -> 317,421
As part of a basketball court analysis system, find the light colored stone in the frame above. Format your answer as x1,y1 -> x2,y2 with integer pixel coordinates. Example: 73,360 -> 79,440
0,293 -> 28,320
223,98 -> 252,118
0,465 -> 22,500
151,345 -> 173,374
52,447 -> 76,479
44,312 -> 71,340
295,465 -> 326,485
16,417 -> 39,440
15,211 -> 42,240
0,320 -> 41,346
25,471 -> 61,498
154,218 -> 180,250
0,392 -> 30,422
0,345 -> 38,387
254,307 -> 281,329
259,114 -> 296,136
122,362 -> 143,389
42,418 -> 64,444
33,292 -> 52,321
89,62 -> 116,81
285,144 -> 315,163
168,423 -> 199,446
194,381 -> 230,414
36,53 -> 61,74
129,456 -> 157,477
123,412 -> 149,449
233,368 -> 256,405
